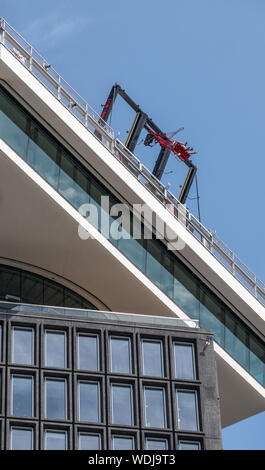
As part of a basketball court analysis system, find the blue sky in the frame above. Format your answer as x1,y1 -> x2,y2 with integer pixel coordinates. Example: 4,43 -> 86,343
1,0 -> 264,449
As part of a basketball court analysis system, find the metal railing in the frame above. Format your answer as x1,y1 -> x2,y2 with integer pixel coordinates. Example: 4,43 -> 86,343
0,17 -> 264,308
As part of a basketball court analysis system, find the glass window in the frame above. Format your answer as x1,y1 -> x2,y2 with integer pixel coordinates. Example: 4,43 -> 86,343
0,88 -> 29,160
118,219 -> 146,273
0,324 -> 2,361
174,343 -> 195,380
179,441 -> 201,450
28,124 -> 59,189
0,372 -> 2,413
45,430 -> 67,450
21,272 -> 44,305
0,266 -> 20,302
225,313 -> 249,370
111,384 -> 133,426
45,378 -> 67,420
64,290 -> 83,309
12,327 -> 34,365
173,262 -> 200,319
176,390 -> 199,431
112,435 -> 134,450
142,340 -> 164,377
110,337 -> 131,374
144,387 -> 166,428
11,427 -> 33,450
79,432 -> 101,450
0,264 -> 97,310
250,335 -> 265,386
146,438 -> 168,450
160,252 -> 173,299
45,331 -> 66,368
78,382 -> 100,423
77,334 -> 99,371
146,240 -> 163,290
58,152 -> 90,210
11,375 -> 33,417
200,287 -> 225,347
44,280 -> 64,307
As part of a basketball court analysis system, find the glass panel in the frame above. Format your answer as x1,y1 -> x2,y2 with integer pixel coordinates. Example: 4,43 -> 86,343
90,180 -> 107,233
142,340 -> 163,377
12,376 -> 33,417
78,382 -> 100,423
174,344 -> 195,380
65,290 -> 84,309
179,441 -> 201,450
45,331 -> 66,368
200,287 -> 225,346
110,337 -> 131,374
173,262 -> 200,319
0,264 -> 96,310
0,324 -> 2,361
112,436 -> 134,450
44,280 -> 64,307
249,335 -> 265,386
0,88 -> 29,159
27,131 -> 59,188
111,385 -> 133,425
45,431 -> 67,450
79,433 -> 101,450
45,379 -> 67,420
146,240 -> 162,289
0,266 -> 21,302
11,428 -> 33,450
118,215 -> 146,272
58,152 -> 90,210
146,438 -> 168,450
160,252 -> 173,298
177,391 -> 199,431
78,335 -> 99,371
144,388 -> 166,428
12,327 -> 34,365
225,312 -> 249,370
21,271 -> 44,304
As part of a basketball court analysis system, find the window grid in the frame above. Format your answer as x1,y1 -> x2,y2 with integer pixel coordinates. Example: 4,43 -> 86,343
0,315 -> 212,449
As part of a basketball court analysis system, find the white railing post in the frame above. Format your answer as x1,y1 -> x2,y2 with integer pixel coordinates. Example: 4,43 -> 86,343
29,46 -> 33,71
0,18 -> 5,44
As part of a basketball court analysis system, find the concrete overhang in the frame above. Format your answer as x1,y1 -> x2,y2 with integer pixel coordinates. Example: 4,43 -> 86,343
0,44 -> 265,427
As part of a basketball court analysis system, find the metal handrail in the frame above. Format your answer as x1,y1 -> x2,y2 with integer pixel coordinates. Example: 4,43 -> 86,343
0,17 -> 264,307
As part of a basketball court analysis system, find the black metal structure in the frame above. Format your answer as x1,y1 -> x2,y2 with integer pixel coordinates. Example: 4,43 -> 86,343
100,84 -> 197,204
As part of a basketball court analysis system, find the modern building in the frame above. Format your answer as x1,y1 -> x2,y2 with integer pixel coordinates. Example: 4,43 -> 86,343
0,18 -> 264,450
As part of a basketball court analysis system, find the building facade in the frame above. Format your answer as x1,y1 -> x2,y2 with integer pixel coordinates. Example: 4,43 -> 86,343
0,302 -> 221,450
0,18 -> 264,450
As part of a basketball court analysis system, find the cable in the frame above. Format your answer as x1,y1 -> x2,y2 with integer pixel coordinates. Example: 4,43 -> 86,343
195,173 -> 201,222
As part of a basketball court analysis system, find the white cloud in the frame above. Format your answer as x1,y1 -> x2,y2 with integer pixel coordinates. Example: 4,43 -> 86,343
22,12 -> 98,46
